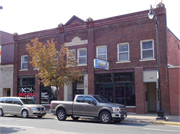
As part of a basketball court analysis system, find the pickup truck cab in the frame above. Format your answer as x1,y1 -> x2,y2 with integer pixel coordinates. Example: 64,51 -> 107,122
50,95 -> 127,123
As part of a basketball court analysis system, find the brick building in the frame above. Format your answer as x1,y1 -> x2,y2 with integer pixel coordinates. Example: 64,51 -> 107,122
0,31 -> 14,97
13,3 -> 180,115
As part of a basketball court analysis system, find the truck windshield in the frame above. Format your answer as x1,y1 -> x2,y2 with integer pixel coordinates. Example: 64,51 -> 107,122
20,99 -> 37,104
93,96 -> 110,103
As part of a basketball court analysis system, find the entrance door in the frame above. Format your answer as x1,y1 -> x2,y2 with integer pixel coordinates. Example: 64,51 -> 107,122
147,83 -> 156,112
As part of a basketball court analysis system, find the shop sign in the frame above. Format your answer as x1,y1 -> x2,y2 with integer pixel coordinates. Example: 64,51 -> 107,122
94,59 -> 109,70
18,87 -> 35,98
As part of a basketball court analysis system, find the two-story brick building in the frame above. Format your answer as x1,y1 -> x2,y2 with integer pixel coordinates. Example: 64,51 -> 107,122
13,2 -> 180,115
0,31 -> 14,97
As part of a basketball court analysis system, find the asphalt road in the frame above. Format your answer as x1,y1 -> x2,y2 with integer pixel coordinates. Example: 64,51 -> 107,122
0,115 -> 180,134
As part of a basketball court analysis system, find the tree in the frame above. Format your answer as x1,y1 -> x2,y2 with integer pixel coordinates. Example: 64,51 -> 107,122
26,38 -> 84,100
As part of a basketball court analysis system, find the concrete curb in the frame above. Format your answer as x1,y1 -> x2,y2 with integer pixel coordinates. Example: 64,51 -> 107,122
153,121 -> 180,126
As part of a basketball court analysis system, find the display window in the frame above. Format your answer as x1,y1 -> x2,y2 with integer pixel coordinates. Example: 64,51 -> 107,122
18,77 -> 35,100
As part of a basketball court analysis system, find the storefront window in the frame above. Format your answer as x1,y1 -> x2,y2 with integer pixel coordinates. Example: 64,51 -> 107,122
18,76 -> 35,100
114,73 -> 134,82
95,74 -> 113,83
40,85 -> 57,104
95,73 -> 135,106
125,84 -> 135,106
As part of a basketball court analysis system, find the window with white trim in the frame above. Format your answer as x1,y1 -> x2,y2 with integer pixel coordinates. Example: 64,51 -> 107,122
97,46 -> 107,60
141,40 -> 154,59
67,49 -> 75,64
117,43 -> 129,61
78,48 -> 87,65
34,59 -> 39,70
21,55 -> 28,70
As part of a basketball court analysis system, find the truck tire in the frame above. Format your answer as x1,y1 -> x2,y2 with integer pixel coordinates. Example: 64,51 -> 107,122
100,111 -> 112,124
57,109 -> 67,121
0,108 -> 4,116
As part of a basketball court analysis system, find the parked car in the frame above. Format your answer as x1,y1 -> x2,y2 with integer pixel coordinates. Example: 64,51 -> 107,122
0,97 -> 46,118
50,95 -> 127,124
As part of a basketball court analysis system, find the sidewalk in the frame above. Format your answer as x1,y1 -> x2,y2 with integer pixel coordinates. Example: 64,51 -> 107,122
124,113 -> 180,126
45,110 -> 180,126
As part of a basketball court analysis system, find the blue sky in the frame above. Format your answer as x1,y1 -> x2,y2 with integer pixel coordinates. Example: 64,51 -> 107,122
0,0 -> 180,39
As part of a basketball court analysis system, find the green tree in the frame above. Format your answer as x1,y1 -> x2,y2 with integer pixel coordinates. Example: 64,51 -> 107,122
26,38 -> 83,100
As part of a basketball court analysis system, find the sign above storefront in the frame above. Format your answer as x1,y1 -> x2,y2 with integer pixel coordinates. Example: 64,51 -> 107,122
94,59 -> 109,70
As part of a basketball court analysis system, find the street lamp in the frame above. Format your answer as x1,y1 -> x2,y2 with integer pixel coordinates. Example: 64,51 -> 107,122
148,5 -> 166,120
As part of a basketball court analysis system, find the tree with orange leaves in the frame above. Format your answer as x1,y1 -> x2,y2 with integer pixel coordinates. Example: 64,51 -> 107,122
26,38 -> 83,100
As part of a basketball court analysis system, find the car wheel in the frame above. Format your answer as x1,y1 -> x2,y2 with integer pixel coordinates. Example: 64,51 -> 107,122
14,115 -> 17,117
0,108 -> 4,116
71,116 -> 79,121
100,111 -> 112,124
38,116 -> 42,118
57,109 -> 67,121
22,110 -> 29,118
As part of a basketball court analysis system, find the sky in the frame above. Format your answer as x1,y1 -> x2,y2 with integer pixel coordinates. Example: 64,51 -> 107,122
0,0 -> 180,39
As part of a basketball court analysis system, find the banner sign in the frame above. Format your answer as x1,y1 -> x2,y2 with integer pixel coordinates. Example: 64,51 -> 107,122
94,59 -> 109,70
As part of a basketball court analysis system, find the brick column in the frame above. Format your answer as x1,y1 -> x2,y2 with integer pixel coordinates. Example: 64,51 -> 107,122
13,42 -> 19,96
87,28 -> 94,95
135,67 -> 145,114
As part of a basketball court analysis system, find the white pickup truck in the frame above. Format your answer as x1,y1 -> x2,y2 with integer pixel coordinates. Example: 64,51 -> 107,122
50,95 -> 127,124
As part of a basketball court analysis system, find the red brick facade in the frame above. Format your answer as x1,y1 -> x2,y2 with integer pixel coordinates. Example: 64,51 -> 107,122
12,3 -> 180,115
168,68 -> 180,115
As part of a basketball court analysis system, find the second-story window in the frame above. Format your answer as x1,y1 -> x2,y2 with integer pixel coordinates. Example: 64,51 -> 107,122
118,43 -> 129,61
141,40 -> 154,59
21,55 -> 28,70
67,49 -> 75,64
97,46 -> 107,60
78,48 -> 87,65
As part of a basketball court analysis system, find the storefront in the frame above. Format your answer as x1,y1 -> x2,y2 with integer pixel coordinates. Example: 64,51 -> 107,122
95,72 -> 135,106
18,76 -> 35,99
40,85 -> 57,104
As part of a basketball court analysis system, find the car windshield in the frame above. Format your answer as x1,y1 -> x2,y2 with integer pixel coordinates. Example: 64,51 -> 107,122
20,99 -> 37,104
93,96 -> 110,103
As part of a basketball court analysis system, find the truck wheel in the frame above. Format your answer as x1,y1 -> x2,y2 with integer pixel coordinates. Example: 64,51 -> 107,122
100,111 -> 112,124
71,116 -> 79,121
57,109 -> 67,121
22,110 -> 29,118
0,108 -> 4,116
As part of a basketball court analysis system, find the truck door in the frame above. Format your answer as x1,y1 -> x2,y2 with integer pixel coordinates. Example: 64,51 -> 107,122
73,96 -> 84,115
81,96 -> 98,117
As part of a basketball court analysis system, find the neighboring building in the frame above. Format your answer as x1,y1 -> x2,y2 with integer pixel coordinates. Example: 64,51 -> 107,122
0,31 -> 14,97
13,3 -> 180,115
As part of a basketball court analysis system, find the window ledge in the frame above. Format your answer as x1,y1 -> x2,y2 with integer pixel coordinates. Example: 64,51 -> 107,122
126,106 -> 136,108
116,61 -> 130,64
77,64 -> 87,66
20,69 -> 28,71
139,58 -> 155,62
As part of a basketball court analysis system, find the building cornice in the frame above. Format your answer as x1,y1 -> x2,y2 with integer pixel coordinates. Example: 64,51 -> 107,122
14,7 -> 166,41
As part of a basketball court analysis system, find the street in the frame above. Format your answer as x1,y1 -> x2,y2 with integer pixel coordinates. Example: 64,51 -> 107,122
0,114 -> 180,134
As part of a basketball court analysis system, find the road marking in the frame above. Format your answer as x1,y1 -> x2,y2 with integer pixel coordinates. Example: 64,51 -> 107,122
0,124 -> 34,128
143,128 -> 179,132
